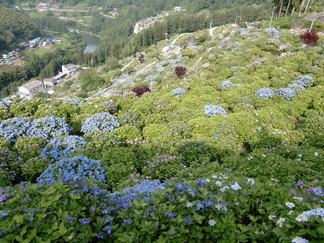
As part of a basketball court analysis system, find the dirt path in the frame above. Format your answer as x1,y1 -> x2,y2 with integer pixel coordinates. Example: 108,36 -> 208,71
121,59 -> 135,72
171,33 -> 190,45
209,27 -> 218,38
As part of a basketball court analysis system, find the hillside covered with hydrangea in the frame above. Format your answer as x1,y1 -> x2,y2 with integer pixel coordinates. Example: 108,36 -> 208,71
0,16 -> 323,243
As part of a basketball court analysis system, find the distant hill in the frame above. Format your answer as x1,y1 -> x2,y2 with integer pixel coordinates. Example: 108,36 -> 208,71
0,5 -> 40,50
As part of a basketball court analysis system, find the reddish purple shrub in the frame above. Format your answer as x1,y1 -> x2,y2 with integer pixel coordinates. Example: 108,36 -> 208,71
174,66 -> 187,78
132,85 -> 150,97
300,31 -> 319,46
138,54 -> 145,63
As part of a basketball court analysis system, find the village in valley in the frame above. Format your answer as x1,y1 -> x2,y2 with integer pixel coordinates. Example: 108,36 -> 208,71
0,36 -> 61,67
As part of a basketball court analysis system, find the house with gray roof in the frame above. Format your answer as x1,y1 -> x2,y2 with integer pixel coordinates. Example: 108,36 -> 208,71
17,80 -> 44,99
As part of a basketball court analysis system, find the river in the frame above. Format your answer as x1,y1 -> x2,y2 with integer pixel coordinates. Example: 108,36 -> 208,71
78,31 -> 101,53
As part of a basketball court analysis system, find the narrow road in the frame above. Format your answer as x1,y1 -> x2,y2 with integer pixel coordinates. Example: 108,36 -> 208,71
171,33 -> 190,45
209,27 -> 218,38
121,59 -> 135,72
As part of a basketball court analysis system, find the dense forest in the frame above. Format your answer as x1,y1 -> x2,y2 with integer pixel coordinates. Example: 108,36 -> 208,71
0,5 -> 39,50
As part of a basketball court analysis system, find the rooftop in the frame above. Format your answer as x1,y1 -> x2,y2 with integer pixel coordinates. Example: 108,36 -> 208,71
20,80 -> 43,89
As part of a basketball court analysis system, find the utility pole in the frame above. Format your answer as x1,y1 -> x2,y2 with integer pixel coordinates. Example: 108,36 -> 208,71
279,0 -> 284,17
309,12 -> 317,32
235,12 -> 239,25
285,0 -> 291,17
304,0 -> 311,13
299,0 -> 305,16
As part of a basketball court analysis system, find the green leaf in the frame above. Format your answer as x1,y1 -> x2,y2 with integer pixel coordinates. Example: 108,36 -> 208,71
15,235 -> 24,242
156,235 -> 167,243
164,227 -> 176,235
193,213 -> 204,224
58,222 -> 67,235
20,226 -> 28,236
41,186 -> 57,196
40,198 -> 52,208
317,225 -> 324,235
13,215 -> 24,224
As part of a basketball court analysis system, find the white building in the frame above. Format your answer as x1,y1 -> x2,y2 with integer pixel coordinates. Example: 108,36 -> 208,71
62,63 -> 79,75
18,80 -> 44,99
43,77 -> 56,89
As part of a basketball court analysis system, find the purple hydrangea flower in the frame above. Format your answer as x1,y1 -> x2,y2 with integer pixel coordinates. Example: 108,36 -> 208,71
81,218 -> 90,225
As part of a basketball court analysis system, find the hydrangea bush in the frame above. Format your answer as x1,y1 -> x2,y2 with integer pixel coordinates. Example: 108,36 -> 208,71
40,136 -> 87,162
37,154 -> 106,183
0,175 -> 323,242
81,112 -> 120,135
0,99 -> 12,108
288,83 -> 306,94
171,88 -> 186,97
0,149 -> 24,186
255,87 -> 274,99
204,105 -> 227,117
275,88 -> 298,101
0,118 -> 31,140
64,98 -> 85,105
264,27 -> 280,37
292,75 -> 314,88
218,80 -> 235,89
26,116 -> 73,139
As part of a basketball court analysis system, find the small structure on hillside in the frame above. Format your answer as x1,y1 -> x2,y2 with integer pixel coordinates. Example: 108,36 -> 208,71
17,80 -> 44,99
161,45 -> 181,56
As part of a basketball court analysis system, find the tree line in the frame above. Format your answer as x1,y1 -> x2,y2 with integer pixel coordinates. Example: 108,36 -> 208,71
0,5 -> 40,50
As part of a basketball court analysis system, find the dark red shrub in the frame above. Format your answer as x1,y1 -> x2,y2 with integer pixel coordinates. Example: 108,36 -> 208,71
174,66 -> 187,78
132,85 -> 150,97
138,54 -> 145,63
300,31 -> 319,46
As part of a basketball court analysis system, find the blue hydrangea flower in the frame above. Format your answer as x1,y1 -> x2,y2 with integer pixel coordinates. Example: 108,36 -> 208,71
288,83 -> 306,94
166,212 -> 176,218
0,117 -> 31,140
26,116 -> 73,139
171,88 -> 186,97
81,218 -> 90,225
0,99 -> 12,108
97,232 -> 104,239
313,187 -> 324,196
105,226 -> 113,234
293,75 -> 314,88
0,210 -> 9,218
185,217 -> 193,224
36,154 -> 106,183
264,27 -> 280,37
218,80 -> 234,89
275,88 -> 297,101
204,105 -> 227,117
81,112 -> 120,135
123,219 -> 132,224
41,136 -> 87,162
64,98 -> 84,105
292,236 -> 309,243
255,87 -> 274,99
295,208 -> 324,222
